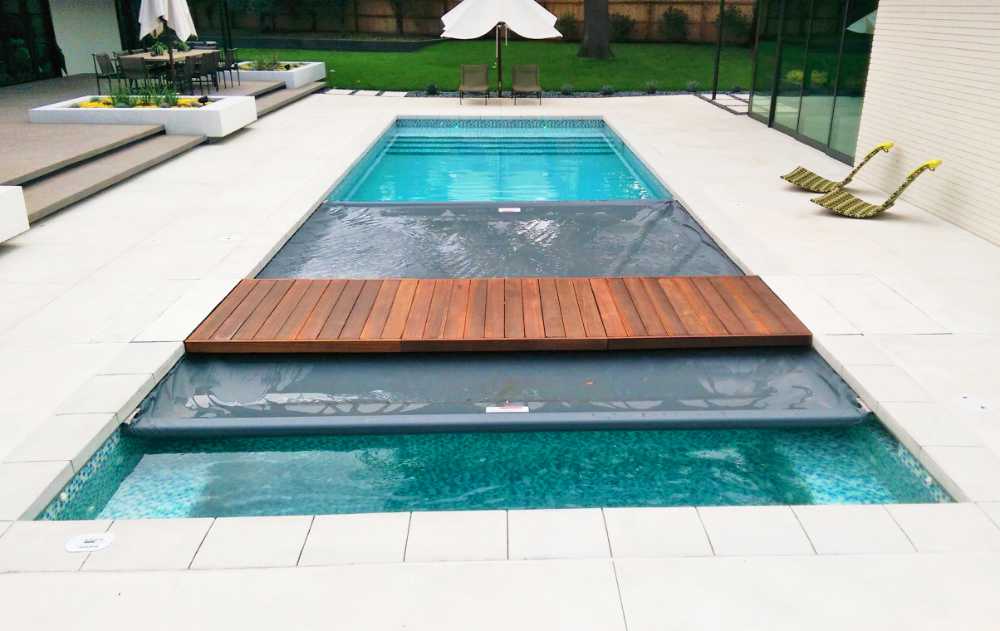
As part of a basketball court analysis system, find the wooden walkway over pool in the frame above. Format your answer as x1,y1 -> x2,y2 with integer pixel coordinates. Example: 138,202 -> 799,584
185,276 -> 811,353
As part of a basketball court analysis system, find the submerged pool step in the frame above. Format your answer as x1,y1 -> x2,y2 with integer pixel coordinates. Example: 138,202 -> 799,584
185,276 -> 811,354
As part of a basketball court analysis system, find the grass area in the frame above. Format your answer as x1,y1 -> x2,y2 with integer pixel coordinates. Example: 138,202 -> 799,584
240,41 -> 753,92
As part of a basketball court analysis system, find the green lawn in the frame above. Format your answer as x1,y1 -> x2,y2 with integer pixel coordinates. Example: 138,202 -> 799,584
239,41 -> 753,92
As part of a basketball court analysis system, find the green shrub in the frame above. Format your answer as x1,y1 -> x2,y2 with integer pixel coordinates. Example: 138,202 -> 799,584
556,13 -> 580,41
660,8 -> 689,43
425,83 -> 439,95
716,6 -> 752,45
560,83 -> 573,95
685,80 -> 700,93
644,80 -> 658,95
600,84 -> 615,96
609,14 -> 636,42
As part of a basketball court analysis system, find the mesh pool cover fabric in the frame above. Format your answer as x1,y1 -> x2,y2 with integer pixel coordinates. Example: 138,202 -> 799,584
257,201 -> 742,279
128,349 -> 870,437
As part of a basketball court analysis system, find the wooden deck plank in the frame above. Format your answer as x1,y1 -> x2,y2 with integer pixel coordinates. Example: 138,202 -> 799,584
590,279 -> 627,338
381,279 -> 418,340
186,276 -> 812,353
360,279 -> 400,339
504,278 -> 525,339
538,278 -> 565,337
573,278 -> 606,338
522,278 -> 545,338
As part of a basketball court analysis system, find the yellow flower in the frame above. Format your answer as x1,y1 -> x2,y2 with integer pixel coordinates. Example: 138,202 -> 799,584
79,101 -> 111,108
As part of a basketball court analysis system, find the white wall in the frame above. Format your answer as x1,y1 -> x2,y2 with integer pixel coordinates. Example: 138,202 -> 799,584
49,0 -> 122,76
855,0 -> 1000,244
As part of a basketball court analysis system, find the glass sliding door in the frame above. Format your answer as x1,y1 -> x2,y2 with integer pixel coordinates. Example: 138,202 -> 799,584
0,0 -> 60,87
830,0 -> 877,158
750,0 -> 782,122
748,0 -> 878,163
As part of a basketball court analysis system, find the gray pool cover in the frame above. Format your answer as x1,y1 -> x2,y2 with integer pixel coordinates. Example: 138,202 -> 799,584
128,349 -> 869,437
258,201 -> 742,279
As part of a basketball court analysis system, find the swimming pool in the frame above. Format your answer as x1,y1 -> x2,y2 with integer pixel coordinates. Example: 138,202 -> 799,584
259,201 -> 742,278
329,118 -> 670,202
42,422 -> 947,521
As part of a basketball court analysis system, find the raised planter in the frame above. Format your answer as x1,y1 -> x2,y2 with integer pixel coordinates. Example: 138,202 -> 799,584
28,96 -> 257,139
0,186 -> 29,241
237,61 -> 327,89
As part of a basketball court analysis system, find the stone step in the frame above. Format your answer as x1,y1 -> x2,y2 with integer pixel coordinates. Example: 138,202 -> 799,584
254,81 -> 327,117
22,134 -> 206,223
0,122 -> 163,186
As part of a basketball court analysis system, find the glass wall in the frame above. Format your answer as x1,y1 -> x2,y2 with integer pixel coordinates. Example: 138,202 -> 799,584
749,0 -> 878,162
0,0 -> 60,87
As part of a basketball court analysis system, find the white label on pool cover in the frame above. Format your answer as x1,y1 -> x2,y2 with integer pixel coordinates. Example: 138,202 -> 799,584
498,207 -> 521,213
65,533 -> 114,553
486,404 -> 530,414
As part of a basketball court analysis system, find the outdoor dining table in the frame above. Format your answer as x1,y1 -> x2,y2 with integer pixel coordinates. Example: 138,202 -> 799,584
119,48 -> 217,63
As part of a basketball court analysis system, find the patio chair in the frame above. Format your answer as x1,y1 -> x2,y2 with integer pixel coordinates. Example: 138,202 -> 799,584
118,55 -> 153,90
810,159 -> 942,219
219,48 -> 240,87
92,53 -> 122,94
190,52 -> 219,93
459,64 -> 489,104
173,57 -> 196,94
512,64 -> 542,105
781,141 -> 894,194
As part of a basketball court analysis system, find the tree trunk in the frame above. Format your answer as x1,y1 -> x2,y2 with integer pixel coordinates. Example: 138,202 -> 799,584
578,0 -> 612,58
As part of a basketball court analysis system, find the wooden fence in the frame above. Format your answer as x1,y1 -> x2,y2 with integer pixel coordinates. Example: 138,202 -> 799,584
196,0 -> 754,44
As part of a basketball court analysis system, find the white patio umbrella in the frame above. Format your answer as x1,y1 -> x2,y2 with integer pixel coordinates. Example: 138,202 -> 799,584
847,10 -> 877,35
441,0 -> 561,95
138,0 -> 198,42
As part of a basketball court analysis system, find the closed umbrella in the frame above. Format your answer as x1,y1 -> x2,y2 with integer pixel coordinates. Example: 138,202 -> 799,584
139,0 -> 198,83
442,0 -> 561,96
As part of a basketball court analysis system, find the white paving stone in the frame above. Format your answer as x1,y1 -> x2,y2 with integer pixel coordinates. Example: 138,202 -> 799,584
698,506 -> 814,556
0,519 -> 111,572
0,460 -> 73,520
921,446 -> 1000,502
878,401 -> 981,448
299,512 -> 410,565
980,502 -> 1000,528
815,334 -> 893,367
191,516 -> 312,569
508,509 -> 609,560
55,373 -> 155,420
792,505 -> 914,554
843,365 -> 931,404
98,341 -> 184,381
82,518 -> 213,571
405,510 -> 506,562
887,503 -> 1000,552
4,413 -> 117,471
604,507 -> 712,557
133,277 -> 241,342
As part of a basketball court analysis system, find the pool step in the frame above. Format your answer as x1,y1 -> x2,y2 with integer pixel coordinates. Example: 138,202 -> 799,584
185,276 -> 811,354
21,134 -> 206,223
255,81 -> 327,116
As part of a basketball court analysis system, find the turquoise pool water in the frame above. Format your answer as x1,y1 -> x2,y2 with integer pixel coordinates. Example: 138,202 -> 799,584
329,118 -> 670,202
43,423 -> 948,520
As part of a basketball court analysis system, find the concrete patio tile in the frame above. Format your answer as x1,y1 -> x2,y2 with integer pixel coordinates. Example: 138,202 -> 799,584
405,510 -> 506,562
55,373 -> 154,420
0,520 -> 111,572
299,512 -> 410,566
191,516 -> 313,570
97,341 -> 184,381
508,509 -> 610,560
887,503 -> 1000,552
792,505 -> 914,554
604,507 -> 712,557
133,277 -> 241,342
0,521 -> 10,538
980,502 -> 1000,528
761,275 -> 859,335
878,401 -> 981,448
921,446 -> 1000,502
843,365 -> 931,404
815,334 -> 893,368
83,518 -> 213,571
809,275 -> 948,335
698,506 -> 814,556
0,461 -> 73,520
4,413 -> 117,471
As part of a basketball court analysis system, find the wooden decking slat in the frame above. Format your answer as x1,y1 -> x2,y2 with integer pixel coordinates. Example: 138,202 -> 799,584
522,278 -> 545,338
186,276 -> 812,353
504,278 -> 525,339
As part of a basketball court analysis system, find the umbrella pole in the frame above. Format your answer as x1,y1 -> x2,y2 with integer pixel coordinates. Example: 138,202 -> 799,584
496,24 -> 503,98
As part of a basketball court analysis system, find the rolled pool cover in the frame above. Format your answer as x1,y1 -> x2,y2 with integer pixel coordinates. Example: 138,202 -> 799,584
127,349 -> 871,438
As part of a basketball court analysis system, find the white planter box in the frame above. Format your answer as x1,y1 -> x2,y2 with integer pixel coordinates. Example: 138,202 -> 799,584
0,186 -> 29,241
28,96 -> 257,139
237,61 -> 326,89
